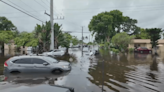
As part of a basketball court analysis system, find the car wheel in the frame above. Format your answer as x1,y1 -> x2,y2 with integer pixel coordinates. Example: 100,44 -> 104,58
10,71 -> 20,75
140,51 -> 143,53
52,69 -> 63,74
149,51 -> 151,53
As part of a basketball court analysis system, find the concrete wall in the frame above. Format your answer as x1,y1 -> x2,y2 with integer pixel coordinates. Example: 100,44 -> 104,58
4,43 -> 27,51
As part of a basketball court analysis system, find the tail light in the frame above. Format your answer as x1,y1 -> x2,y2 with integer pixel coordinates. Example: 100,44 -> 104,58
4,58 -> 10,67
4,77 -> 7,81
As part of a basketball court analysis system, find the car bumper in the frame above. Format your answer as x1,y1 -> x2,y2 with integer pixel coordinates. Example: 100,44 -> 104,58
62,66 -> 72,71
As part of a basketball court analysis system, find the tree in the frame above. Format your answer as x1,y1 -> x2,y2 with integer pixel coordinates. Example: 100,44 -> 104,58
111,32 -> 135,51
146,28 -> 162,53
60,33 -> 72,55
14,32 -> 38,47
88,10 -> 138,43
0,16 -> 17,31
71,36 -> 79,46
54,23 -> 63,49
33,21 -> 51,51
135,28 -> 150,39
0,31 -> 14,44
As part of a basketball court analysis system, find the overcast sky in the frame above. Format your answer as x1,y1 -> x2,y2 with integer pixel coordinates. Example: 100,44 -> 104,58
0,0 -> 164,42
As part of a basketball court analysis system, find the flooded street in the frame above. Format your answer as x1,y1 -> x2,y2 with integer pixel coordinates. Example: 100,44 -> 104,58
0,49 -> 164,92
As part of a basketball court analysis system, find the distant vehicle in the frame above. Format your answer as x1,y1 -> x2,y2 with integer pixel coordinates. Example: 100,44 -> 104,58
136,47 -> 152,54
42,49 -> 65,56
27,47 -> 32,51
3,56 -> 71,74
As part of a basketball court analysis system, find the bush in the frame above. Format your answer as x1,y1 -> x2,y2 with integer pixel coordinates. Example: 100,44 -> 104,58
129,48 -> 134,52
111,48 -> 119,53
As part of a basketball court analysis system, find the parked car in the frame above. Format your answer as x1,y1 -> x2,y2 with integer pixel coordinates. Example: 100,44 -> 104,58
3,56 -> 71,74
42,49 -> 65,56
136,47 -> 152,54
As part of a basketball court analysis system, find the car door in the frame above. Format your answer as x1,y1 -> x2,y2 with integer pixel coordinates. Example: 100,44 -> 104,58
12,58 -> 33,73
53,50 -> 58,56
32,58 -> 51,73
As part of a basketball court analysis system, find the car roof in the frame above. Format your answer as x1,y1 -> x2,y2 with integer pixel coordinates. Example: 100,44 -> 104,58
10,55 -> 48,60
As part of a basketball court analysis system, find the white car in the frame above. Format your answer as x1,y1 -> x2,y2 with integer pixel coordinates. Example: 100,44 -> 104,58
43,49 -> 65,56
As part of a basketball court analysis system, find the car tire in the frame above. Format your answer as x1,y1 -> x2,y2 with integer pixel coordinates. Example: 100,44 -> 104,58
10,71 -> 20,75
140,51 -> 143,54
52,69 -> 63,74
149,51 -> 151,53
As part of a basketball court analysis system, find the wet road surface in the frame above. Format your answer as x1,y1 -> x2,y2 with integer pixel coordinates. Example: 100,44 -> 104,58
0,49 -> 164,92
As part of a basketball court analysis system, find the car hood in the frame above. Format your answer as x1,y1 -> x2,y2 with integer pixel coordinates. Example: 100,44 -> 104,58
57,60 -> 70,66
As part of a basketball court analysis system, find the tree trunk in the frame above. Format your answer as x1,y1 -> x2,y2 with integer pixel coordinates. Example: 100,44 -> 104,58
106,36 -> 110,43
64,47 -> 69,56
43,42 -> 46,51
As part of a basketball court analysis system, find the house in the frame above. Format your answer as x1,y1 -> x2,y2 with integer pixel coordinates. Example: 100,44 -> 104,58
4,40 -> 28,50
129,39 -> 164,52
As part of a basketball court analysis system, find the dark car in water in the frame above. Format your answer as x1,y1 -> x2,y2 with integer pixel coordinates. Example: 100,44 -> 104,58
135,47 -> 152,54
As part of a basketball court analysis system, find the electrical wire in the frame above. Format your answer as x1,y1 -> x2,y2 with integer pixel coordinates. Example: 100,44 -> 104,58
19,0 -> 39,13
6,0 -> 39,18
34,0 -> 49,10
0,0 -> 44,22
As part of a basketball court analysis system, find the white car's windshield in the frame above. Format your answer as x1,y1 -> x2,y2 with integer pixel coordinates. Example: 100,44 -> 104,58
45,57 -> 59,63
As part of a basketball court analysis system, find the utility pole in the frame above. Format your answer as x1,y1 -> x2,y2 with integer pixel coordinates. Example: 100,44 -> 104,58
82,26 -> 84,57
45,0 -> 64,50
50,0 -> 54,50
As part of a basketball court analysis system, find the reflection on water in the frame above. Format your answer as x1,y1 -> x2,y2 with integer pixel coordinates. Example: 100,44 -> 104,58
0,49 -> 164,92
88,49 -> 164,92
4,72 -> 70,85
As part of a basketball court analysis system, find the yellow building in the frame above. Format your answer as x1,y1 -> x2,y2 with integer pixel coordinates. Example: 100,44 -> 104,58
4,40 -> 28,50
129,39 -> 164,52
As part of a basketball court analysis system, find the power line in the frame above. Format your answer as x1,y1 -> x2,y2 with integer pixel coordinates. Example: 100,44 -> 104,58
34,0 -> 49,10
0,0 -> 44,22
20,0 -> 39,14
41,0 -> 49,7
60,4 -> 164,11
6,0 -> 39,18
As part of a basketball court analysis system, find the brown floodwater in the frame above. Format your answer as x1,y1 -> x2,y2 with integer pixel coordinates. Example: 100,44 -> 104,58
0,49 -> 164,92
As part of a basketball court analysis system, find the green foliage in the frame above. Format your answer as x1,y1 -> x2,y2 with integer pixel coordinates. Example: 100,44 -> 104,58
72,36 -> 79,46
60,33 -> 72,48
87,42 -> 93,45
89,10 -> 138,43
135,28 -> 150,39
0,16 -> 17,31
128,48 -> 134,53
111,48 -> 119,53
112,32 -> 135,51
14,32 -> 38,47
0,31 -> 14,44
146,28 -> 162,48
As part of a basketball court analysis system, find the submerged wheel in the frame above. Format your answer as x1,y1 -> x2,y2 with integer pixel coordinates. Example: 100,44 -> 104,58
52,69 -> 63,74
10,71 -> 20,75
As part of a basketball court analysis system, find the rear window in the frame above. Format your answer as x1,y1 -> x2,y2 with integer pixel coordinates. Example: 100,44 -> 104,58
141,47 -> 148,49
44,57 -> 59,63
13,58 -> 32,64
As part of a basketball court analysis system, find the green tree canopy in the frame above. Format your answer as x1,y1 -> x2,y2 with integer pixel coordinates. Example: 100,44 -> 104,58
14,32 -> 38,47
88,10 -> 138,43
0,30 -> 14,44
135,28 -> 150,39
0,16 -> 17,31
111,32 -> 135,51
146,28 -> 162,48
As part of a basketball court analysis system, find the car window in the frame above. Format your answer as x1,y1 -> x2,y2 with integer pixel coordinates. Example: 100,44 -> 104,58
13,58 -> 32,64
44,57 -> 59,63
32,58 -> 47,64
